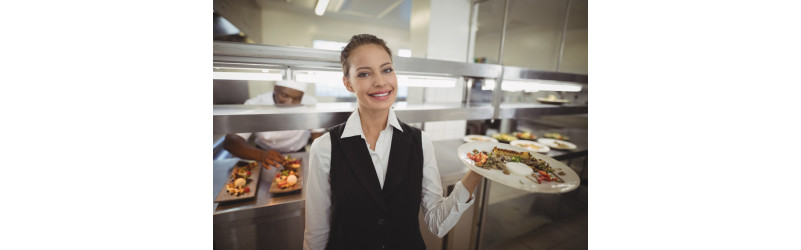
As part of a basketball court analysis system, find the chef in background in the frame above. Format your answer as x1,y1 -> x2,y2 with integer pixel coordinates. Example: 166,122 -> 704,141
223,80 -> 324,168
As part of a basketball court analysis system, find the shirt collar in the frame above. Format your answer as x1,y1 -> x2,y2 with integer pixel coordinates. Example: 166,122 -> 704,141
341,108 -> 403,139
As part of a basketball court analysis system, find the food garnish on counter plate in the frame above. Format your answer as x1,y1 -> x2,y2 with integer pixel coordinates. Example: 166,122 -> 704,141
467,147 -> 563,184
275,170 -> 300,190
513,131 -> 537,140
225,161 -> 257,196
284,155 -> 301,170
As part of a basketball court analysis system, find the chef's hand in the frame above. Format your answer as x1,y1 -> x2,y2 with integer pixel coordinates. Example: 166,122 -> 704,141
262,149 -> 285,169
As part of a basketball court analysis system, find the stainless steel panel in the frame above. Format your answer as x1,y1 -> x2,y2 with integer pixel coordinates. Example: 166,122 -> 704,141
214,55 -> 342,70
214,41 -> 340,63
392,56 -> 503,79
213,103 -> 499,134
497,104 -> 588,119
503,66 -> 588,84
213,41 -> 504,79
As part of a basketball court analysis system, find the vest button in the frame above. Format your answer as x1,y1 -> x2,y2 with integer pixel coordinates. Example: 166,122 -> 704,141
378,218 -> 385,225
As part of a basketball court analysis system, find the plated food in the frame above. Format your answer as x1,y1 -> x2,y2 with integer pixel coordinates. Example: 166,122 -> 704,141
215,160 -> 262,202
510,140 -> 550,153
463,135 -> 499,143
457,142 -> 579,193
270,169 -> 302,193
537,138 -> 577,150
491,133 -> 517,143
544,132 -> 570,141
284,155 -> 301,170
513,131 -> 537,140
536,95 -> 570,105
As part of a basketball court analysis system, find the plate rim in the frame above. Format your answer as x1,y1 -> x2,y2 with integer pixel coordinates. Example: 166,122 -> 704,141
536,138 -> 577,150
509,139 -> 551,153
457,142 -> 579,193
463,134 -> 499,143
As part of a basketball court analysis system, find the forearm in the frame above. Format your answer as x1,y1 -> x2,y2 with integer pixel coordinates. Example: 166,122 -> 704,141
222,134 -> 268,162
460,170 -> 483,199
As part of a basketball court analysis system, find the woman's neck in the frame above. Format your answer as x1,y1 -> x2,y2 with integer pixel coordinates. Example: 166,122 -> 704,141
358,107 -> 389,136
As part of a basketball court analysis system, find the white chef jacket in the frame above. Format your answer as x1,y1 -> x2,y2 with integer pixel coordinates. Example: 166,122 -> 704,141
303,109 -> 476,250
236,91 -> 323,153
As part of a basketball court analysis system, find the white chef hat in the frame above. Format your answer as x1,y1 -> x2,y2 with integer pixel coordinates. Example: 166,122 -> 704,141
275,80 -> 308,93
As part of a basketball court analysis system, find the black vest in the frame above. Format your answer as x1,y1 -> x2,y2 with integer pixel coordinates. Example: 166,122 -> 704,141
325,121 -> 426,250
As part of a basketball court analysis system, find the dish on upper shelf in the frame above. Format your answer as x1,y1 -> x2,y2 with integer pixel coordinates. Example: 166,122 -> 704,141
543,132 -> 570,141
215,160 -> 262,202
510,140 -> 550,153
513,131 -> 537,140
537,138 -> 577,150
457,142 -> 579,193
536,95 -> 570,105
463,135 -> 499,143
491,133 -> 517,143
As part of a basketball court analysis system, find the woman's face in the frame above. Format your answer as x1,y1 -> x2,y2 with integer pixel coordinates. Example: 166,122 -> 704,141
343,44 -> 397,112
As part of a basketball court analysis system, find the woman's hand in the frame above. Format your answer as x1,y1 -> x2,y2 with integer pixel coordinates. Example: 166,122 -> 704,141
262,150 -> 285,169
461,170 -> 484,200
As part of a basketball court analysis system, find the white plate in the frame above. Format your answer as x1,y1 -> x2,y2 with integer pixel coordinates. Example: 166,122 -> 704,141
463,135 -> 499,143
457,142 -> 580,193
510,140 -> 551,153
537,138 -> 577,150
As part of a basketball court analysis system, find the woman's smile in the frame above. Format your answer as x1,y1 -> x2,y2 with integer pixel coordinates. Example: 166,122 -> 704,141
368,90 -> 392,100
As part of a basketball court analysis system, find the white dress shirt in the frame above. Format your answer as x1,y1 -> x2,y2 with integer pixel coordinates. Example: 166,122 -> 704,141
303,109 -> 475,250
236,91 -> 324,153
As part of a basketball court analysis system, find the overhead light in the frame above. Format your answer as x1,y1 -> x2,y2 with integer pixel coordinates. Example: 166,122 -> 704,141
398,49 -> 412,58
482,79 -> 583,92
213,72 -> 283,81
315,0 -> 331,16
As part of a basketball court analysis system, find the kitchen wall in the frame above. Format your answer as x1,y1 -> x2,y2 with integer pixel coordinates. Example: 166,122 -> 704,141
474,0 -> 587,74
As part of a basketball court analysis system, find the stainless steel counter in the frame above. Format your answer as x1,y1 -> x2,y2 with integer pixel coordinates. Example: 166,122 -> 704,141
212,135 -> 587,249
213,152 -> 308,250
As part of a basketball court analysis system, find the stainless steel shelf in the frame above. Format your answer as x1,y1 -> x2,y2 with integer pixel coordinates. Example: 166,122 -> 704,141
213,42 -> 588,134
214,102 -> 587,133
498,103 -> 588,119
214,41 -> 503,78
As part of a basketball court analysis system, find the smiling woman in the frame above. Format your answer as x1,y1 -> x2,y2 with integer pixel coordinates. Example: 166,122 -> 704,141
303,34 -> 484,250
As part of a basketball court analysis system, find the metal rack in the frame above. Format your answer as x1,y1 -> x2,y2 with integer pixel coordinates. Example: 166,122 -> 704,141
212,41 -> 588,133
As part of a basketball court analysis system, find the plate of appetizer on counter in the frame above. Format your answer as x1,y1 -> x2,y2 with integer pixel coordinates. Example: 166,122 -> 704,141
491,133 -> 517,143
510,140 -> 550,153
544,132 -> 570,141
463,135 -> 499,143
215,160 -> 262,202
270,169 -> 302,193
283,155 -> 302,171
513,131 -> 537,140
536,95 -> 570,105
458,142 -> 579,193
537,138 -> 577,150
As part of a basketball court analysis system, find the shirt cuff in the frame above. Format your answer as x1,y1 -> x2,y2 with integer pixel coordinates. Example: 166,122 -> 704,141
453,181 -> 476,205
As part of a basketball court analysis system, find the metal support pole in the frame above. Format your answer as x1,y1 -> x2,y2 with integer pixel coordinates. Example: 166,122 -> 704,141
474,179 -> 492,250
556,0 -> 572,72
497,0 -> 509,64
